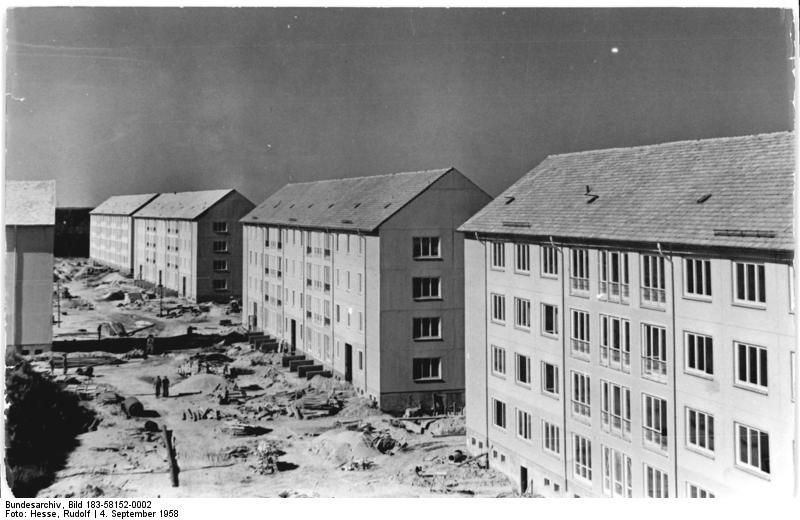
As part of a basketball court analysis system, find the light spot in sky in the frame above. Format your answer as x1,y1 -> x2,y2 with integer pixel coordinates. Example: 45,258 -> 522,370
287,24 -> 291,29
611,47 -> 619,54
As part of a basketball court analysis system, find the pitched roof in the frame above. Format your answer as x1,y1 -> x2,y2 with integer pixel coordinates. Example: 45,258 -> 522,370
242,168 -> 454,231
90,193 -> 159,216
5,180 -> 56,226
134,189 -> 236,220
460,132 -> 795,251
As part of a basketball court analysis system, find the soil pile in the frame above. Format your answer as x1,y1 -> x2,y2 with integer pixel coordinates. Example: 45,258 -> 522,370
171,374 -> 227,394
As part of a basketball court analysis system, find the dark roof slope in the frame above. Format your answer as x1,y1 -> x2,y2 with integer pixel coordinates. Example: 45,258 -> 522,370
135,189 -> 237,220
242,168 -> 455,232
460,132 -> 795,251
5,180 -> 56,226
90,193 -> 159,216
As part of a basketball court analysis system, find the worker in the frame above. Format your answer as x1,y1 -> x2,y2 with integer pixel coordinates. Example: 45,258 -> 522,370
155,375 -> 162,398
62,353 -> 68,375
162,376 -> 170,398
49,356 -> 55,375
146,335 -> 155,357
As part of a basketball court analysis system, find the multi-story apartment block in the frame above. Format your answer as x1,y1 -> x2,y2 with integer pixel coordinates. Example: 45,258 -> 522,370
242,168 -> 491,413
459,132 -> 796,497
132,189 -> 254,302
5,180 -> 56,354
90,193 -> 158,273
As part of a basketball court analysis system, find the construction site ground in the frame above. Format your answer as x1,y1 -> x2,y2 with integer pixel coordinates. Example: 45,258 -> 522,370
31,259 -> 513,498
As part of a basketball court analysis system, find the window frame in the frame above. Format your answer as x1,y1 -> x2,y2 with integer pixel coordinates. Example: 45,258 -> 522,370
644,464 -> 670,498
686,482 -> 715,498
542,420 -> 561,457
515,353 -> 532,386
490,242 -> 506,270
599,314 -> 631,372
570,308 -> 590,359
684,331 -> 714,379
733,341 -> 768,393
642,393 -> 669,453
683,257 -> 712,301
734,422 -> 770,477
732,261 -> 766,308
541,245 -> 559,278
491,345 -> 506,377
516,408 -> 532,442
492,398 -> 507,430
412,317 -> 442,341
570,371 -> 591,422
541,303 -> 559,338
412,277 -> 442,301
569,248 -> 590,296
685,407 -> 715,457
513,296 -> 531,330
412,236 -> 441,260
412,357 -> 442,382
212,240 -> 229,253
541,362 -> 560,398
641,254 -> 667,309
598,250 -> 630,304
572,434 -> 592,484
641,322 -> 668,382
491,293 -> 506,324
602,446 -> 632,497
600,380 -> 631,440
212,221 -> 229,234
514,243 -> 531,274
212,278 -> 228,291
212,259 -> 229,272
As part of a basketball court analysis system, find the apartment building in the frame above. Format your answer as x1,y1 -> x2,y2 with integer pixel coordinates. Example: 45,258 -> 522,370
90,193 -> 158,273
242,168 -> 491,413
5,180 -> 56,354
459,132 -> 797,497
132,189 -> 254,302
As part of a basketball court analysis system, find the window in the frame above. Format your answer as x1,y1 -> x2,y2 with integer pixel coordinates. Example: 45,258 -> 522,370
412,277 -> 441,300
358,351 -> 363,370
412,358 -> 441,381
335,305 -> 340,323
570,248 -> 589,294
684,258 -> 712,299
413,237 -> 441,259
601,381 -> 631,439
491,345 -> 506,375
543,421 -> 561,456
641,255 -> 666,307
514,297 -> 531,329
602,446 -> 632,497
517,409 -> 532,441
600,315 -> 630,371
684,332 -> 714,377
598,251 -> 629,303
212,279 -> 228,291
541,246 -> 558,277
643,394 -> 668,452
735,341 -> 768,391
790,266 -> 795,313
792,351 -> 797,402
358,312 -> 363,331
686,408 -> 715,455
489,242 -> 506,270
687,483 -> 715,498
357,273 -> 362,294
515,354 -> 531,385
542,362 -> 559,396
515,244 -> 530,273
642,324 -> 667,381
412,317 -> 441,340
573,435 -> 592,483
644,465 -> 669,498
570,309 -> 590,357
213,240 -> 228,253
212,260 -> 229,272
541,304 -> 559,336
571,371 -> 591,420
491,293 -> 506,323
212,221 -> 228,233
735,423 -> 770,475
734,261 -> 766,305
492,398 -> 507,429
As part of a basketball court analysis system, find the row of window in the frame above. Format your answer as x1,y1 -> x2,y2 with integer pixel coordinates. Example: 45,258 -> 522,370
493,392 -> 773,480
489,242 -> 782,309
491,294 -> 558,335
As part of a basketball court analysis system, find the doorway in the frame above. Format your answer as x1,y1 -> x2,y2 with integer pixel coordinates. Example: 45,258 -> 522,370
344,343 -> 353,382
182,277 -> 186,297
520,466 -> 528,494
290,319 -> 297,351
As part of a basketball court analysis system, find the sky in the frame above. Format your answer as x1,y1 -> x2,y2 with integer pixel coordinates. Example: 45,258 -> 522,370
4,7 -> 796,207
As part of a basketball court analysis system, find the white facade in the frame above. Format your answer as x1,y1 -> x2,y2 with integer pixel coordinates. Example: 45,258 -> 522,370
90,214 -> 135,273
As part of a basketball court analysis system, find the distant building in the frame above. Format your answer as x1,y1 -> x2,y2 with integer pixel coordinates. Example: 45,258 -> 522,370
459,132 -> 796,497
56,207 -> 92,258
5,180 -> 56,355
90,194 -> 158,273
242,168 -> 491,413
132,189 -> 254,302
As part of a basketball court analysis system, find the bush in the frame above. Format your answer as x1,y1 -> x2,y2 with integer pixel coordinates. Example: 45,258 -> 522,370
5,361 -> 95,497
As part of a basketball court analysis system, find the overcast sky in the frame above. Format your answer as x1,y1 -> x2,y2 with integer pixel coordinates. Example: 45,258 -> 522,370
5,7 -> 795,207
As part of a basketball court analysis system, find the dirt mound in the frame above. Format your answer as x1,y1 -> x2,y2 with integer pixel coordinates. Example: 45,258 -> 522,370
339,397 -> 382,419
428,416 -> 466,437
171,374 -> 227,394
308,429 -> 375,466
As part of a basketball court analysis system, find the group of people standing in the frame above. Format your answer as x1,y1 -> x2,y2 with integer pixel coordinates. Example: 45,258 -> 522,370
154,375 -> 170,398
